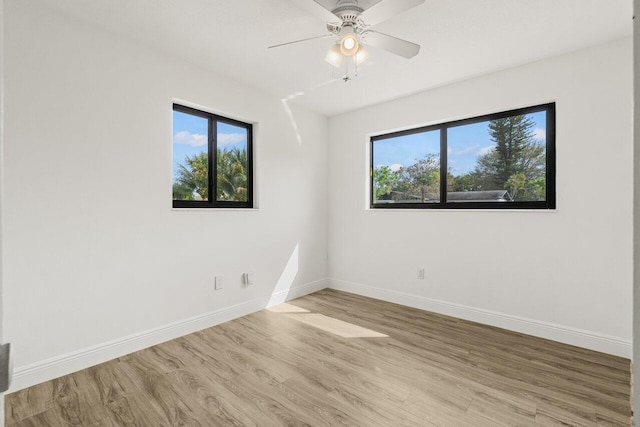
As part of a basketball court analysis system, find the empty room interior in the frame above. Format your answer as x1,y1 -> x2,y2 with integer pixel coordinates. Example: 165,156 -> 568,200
1,0 -> 639,426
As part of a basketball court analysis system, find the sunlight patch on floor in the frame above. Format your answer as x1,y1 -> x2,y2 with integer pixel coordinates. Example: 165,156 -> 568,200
285,313 -> 388,338
267,303 -> 310,313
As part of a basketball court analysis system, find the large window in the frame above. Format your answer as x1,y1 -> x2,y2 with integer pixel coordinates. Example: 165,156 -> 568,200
371,103 -> 555,209
172,104 -> 253,208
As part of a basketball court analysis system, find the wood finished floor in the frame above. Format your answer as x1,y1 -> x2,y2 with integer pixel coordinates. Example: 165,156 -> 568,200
5,289 -> 631,426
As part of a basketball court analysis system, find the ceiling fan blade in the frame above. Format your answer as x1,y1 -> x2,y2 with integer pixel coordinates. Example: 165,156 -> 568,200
362,30 -> 420,58
360,0 -> 425,26
268,34 -> 335,50
312,0 -> 341,15
287,0 -> 339,22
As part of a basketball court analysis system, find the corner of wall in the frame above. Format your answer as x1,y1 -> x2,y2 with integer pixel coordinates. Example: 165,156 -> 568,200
1,0 -> 6,421
632,0 -> 639,421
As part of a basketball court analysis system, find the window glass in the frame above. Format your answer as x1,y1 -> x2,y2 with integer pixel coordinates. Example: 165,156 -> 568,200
447,111 -> 546,203
172,110 -> 209,201
172,104 -> 253,208
216,122 -> 249,202
372,129 -> 440,204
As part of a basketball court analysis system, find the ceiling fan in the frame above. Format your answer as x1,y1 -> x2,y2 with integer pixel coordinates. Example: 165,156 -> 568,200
269,0 -> 425,71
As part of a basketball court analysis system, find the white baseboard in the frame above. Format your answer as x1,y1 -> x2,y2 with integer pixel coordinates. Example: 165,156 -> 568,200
329,279 -> 631,359
10,277 -> 629,394
9,279 -> 329,393
267,278 -> 329,307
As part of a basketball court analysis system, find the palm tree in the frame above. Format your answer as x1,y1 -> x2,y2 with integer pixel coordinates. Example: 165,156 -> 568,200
173,149 -> 248,202
174,152 -> 208,200
217,148 -> 248,201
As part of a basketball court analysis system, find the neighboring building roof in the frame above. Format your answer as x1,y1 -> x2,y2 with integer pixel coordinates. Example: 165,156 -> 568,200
447,190 -> 513,202
380,189 -> 514,203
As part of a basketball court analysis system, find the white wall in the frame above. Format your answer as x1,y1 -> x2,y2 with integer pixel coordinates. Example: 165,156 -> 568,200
633,0 -> 639,420
3,1 -> 328,390
329,38 -> 633,357
0,0 -> 5,421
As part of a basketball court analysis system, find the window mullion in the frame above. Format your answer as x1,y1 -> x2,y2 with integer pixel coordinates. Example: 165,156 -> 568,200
546,104 -> 556,208
440,127 -> 447,207
370,138 -> 375,206
246,124 -> 254,206
209,118 -> 216,205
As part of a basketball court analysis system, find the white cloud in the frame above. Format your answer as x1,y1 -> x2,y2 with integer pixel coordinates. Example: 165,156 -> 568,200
534,127 -> 546,141
476,146 -> 494,156
173,131 -> 247,148
218,133 -> 246,147
375,163 -> 403,171
173,130 -> 207,147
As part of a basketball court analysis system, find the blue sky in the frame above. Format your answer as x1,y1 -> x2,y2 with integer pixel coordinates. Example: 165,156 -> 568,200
373,111 -> 546,176
172,111 -> 247,181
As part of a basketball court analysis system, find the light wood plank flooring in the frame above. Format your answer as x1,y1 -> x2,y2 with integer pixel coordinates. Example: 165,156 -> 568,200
5,289 -> 631,426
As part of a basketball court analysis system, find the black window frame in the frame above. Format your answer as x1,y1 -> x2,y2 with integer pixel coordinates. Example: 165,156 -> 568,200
370,103 -> 556,210
172,104 -> 254,209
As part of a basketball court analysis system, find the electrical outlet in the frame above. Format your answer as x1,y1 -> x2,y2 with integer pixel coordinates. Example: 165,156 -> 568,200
417,268 -> 425,280
243,272 -> 255,286
215,276 -> 223,290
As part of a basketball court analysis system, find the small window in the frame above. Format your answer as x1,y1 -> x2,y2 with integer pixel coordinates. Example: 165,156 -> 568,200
371,103 -> 555,209
172,104 -> 253,208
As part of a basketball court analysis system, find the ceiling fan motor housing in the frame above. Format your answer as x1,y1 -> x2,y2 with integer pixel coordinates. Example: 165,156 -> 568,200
332,0 -> 364,24
326,22 -> 343,34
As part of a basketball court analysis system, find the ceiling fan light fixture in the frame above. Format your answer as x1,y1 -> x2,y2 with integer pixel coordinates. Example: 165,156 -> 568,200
353,46 -> 369,66
339,33 -> 359,56
325,44 -> 343,67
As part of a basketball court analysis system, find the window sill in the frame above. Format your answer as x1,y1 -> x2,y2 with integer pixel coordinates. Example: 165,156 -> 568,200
366,208 -> 557,213
171,208 -> 259,212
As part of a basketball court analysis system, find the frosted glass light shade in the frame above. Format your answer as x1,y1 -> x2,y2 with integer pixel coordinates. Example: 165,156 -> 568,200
325,44 -> 343,67
340,33 -> 359,56
353,46 -> 369,66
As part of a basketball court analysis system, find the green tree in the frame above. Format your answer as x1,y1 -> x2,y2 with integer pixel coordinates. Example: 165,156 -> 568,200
173,149 -> 248,202
172,182 -> 195,200
506,173 -> 527,200
174,152 -> 208,200
450,172 -> 482,192
522,176 -> 546,201
217,148 -> 248,201
395,154 -> 440,202
473,115 -> 545,200
373,165 -> 399,201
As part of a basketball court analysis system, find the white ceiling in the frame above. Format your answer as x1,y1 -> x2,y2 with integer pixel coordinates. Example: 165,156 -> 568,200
40,0 -> 632,116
